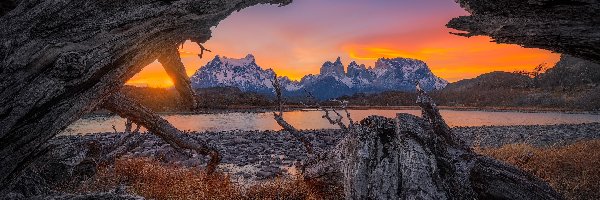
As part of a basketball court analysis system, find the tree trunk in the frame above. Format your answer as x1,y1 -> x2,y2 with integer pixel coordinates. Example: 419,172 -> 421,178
305,91 -> 562,200
0,0 -> 291,195
447,0 -> 600,64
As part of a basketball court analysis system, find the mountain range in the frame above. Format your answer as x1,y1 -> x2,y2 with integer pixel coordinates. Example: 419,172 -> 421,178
190,54 -> 447,100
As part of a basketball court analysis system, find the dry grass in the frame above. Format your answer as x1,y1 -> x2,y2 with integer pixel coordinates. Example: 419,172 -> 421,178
72,158 -> 341,200
477,140 -> 600,200
69,140 -> 599,199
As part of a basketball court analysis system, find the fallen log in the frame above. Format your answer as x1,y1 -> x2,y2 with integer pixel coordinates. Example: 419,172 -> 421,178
304,90 -> 562,199
102,93 -> 220,174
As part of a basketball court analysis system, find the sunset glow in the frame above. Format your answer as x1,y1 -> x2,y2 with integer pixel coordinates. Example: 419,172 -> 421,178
127,0 -> 561,87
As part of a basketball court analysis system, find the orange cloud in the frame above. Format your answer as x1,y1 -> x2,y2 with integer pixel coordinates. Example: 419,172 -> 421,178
128,29 -> 561,87
342,32 -> 561,82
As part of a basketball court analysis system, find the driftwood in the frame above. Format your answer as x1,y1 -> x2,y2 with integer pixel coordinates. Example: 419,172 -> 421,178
303,89 -> 562,199
0,0 -> 292,194
102,93 -> 221,174
302,90 -> 351,130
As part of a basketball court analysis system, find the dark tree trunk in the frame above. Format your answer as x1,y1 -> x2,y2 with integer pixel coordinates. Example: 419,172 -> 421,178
0,0 -> 291,195
447,0 -> 600,64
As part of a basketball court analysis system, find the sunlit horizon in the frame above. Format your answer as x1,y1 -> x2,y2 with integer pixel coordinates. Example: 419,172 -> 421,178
127,0 -> 560,88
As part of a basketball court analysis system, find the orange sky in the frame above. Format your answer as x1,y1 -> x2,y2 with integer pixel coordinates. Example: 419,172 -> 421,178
127,0 -> 560,88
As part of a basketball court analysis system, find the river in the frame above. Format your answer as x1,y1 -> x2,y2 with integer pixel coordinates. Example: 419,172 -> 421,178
60,109 -> 600,135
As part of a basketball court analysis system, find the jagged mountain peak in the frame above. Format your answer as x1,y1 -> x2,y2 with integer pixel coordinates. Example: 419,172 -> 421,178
320,57 -> 346,76
191,55 -> 448,99
214,54 -> 256,67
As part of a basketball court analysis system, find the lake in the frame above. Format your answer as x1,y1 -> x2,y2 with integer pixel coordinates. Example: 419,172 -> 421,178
60,109 -> 600,135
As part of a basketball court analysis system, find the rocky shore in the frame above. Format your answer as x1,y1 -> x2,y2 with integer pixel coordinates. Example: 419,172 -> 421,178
9,122 -> 599,198
58,123 -> 600,180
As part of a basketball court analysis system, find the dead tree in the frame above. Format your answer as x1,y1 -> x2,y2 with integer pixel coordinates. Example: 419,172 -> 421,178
0,0 -> 292,194
124,119 -> 133,134
303,88 -> 562,199
270,74 -> 314,154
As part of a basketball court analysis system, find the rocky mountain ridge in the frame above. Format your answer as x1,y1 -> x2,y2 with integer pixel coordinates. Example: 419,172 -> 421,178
190,54 -> 447,99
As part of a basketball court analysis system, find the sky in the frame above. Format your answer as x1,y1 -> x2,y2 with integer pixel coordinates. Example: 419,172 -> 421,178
127,0 -> 560,88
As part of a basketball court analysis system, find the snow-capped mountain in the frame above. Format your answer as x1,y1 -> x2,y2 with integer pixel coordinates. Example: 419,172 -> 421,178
190,54 -> 276,94
190,54 -> 448,100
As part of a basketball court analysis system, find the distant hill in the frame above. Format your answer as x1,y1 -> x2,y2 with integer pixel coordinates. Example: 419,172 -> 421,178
119,86 -> 272,112
538,55 -> 600,88
190,54 -> 447,100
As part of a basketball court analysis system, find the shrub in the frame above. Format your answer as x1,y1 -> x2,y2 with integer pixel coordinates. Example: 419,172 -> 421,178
477,140 -> 600,200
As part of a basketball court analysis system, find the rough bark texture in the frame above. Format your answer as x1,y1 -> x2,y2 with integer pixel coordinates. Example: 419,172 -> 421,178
0,0 -> 291,195
447,0 -> 600,64
305,91 -> 562,200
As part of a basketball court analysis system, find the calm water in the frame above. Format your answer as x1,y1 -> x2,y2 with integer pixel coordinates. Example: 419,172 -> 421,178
61,109 -> 600,135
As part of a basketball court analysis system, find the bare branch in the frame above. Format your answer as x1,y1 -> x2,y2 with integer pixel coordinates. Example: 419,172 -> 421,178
304,90 -> 347,130
102,93 -> 221,174
332,99 -> 354,128
197,43 -> 212,59
270,74 -> 314,154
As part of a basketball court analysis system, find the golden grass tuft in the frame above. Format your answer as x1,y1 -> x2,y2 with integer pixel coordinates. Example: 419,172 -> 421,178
69,140 -> 599,199
72,158 -> 341,200
477,140 -> 600,200
113,158 -> 240,199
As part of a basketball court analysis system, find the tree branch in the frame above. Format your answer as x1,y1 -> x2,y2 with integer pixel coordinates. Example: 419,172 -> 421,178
304,90 -> 348,130
102,93 -> 220,174
197,43 -> 212,59
270,74 -> 314,154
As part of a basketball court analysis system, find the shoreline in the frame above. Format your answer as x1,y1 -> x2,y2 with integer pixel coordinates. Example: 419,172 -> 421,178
85,106 -> 600,118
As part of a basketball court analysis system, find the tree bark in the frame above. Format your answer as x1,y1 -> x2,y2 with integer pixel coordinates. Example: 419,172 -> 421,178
0,0 -> 292,194
447,0 -> 600,64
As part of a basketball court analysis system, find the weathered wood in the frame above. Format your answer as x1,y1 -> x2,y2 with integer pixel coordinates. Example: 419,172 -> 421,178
102,93 -> 220,174
0,0 -> 292,194
305,91 -> 562,200
158,46 -> 197,109
447,0 -> 600,64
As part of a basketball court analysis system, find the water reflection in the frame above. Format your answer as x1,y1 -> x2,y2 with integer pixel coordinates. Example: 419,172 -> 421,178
62,110 -> 600,135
